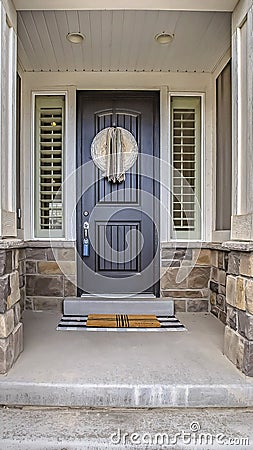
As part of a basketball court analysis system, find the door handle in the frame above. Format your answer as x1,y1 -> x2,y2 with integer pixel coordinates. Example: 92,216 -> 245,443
83,221 -> 90,257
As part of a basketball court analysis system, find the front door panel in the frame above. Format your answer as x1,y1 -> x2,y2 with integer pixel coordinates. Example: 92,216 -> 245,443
76,91 -> 159,295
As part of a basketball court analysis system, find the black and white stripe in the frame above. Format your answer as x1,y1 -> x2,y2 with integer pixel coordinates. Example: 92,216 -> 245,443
56,315 -> 186,332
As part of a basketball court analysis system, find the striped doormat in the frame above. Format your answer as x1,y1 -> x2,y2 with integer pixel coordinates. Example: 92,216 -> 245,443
56,314 -> 186,332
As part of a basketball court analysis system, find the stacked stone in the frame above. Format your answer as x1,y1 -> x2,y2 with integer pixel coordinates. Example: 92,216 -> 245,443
25,245 -> 77,311
0,248 -> 23,374
209,250 -> 228,324
161,246 -> 211,312
19,249 -> 26,312
224,251 -> 253,377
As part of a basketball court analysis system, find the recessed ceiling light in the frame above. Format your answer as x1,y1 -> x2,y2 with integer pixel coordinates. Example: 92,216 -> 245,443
66,32 -> 85,44
154,32 -> 174,45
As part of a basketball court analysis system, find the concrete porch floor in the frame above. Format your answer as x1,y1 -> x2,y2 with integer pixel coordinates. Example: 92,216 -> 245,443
0,311 -> 253,408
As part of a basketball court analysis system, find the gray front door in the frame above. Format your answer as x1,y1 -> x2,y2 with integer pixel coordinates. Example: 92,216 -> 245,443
76,91 -> 160,296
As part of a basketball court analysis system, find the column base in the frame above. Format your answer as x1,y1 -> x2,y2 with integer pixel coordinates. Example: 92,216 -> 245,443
231,214 -> 253,241
0,322 -> 23,374
224,325 -> 253,377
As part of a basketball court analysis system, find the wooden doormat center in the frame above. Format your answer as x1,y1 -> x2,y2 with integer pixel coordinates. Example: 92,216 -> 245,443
86,314 -> 160,328
56,314 -> 186,332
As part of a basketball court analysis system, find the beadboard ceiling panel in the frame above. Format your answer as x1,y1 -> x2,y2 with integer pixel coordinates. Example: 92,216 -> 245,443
17,10 -> 231,72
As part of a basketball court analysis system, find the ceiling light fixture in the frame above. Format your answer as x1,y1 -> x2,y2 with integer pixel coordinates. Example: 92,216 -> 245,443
154,32 -> 174,45
66,32 -> 85,44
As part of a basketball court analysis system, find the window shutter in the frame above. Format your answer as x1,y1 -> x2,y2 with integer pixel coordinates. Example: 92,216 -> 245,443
35,96 -> 65,237
171,96 -> 201,239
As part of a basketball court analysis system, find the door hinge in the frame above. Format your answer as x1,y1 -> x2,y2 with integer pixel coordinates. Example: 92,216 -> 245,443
17,208 -> 21,220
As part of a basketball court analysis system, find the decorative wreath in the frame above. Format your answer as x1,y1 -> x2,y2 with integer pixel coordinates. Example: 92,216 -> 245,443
91,126 -> 138,183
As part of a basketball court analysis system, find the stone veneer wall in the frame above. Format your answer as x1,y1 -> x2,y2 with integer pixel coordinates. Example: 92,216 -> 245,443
25,243 -> 213,314
206,243 -> 253,377
0,243 -> 24,374
209,249 -> 229,325
223,247 -> 253,377
161,245 -> 211,313
25,243 -> 77,311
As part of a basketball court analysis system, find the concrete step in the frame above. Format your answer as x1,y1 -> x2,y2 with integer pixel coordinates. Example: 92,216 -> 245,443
63,297 -> 174,316
1,380 -> 253,409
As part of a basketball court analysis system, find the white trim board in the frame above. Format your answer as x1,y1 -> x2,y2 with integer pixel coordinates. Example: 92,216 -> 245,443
232,0 -> 253,32
211,50 -> 232,235
13,0 -> 238,12
168,92 -> 207,241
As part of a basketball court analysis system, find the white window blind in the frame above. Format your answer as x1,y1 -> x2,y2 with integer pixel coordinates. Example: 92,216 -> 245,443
171,96 -> 201,239
35,96 -> 65,237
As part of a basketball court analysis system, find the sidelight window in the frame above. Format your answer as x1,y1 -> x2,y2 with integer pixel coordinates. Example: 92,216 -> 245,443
34,95 -> 65,237
170,96 -> 201,239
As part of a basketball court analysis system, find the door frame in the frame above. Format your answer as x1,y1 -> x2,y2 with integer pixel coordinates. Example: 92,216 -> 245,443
76,90 -> 160,297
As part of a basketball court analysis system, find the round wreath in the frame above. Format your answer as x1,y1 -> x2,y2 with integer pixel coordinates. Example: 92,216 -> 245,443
91,127 -> 138,181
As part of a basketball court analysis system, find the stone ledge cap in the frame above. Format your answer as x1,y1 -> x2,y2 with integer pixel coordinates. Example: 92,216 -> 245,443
161,242 -> 228,251
0,239 -> 24,249
161,241 -> 209,249
222,241 -> 253,252
25,240 -> 75,248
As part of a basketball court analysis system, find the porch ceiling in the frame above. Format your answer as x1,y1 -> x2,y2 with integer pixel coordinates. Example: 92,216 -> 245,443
18,10 -> 231,73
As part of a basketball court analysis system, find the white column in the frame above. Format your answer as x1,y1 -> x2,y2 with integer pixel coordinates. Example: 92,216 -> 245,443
231,0 -> 253,240
0,0 -> 17,237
